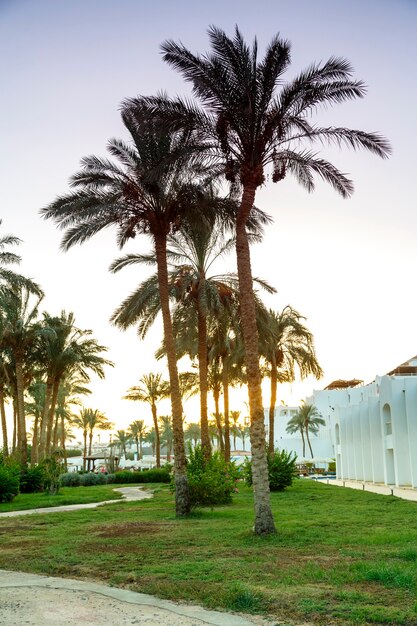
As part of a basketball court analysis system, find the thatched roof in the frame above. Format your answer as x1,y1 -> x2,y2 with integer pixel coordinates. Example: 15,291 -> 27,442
324,379 -> 363,390
387,355 -> 417,376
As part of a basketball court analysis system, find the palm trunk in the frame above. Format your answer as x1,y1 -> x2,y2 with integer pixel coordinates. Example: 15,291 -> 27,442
135,437 -> 139,458
61,414 -> 67,470
151,403 -> 161,468
236,185 -> 275,535
154,232 -> 189,515
83,431 -> 87,471
88,431 -> 93,471
213,382 -> 224,454
268,364 -> 277,455
139,437 -> 143,459
222,365 -> 231,462
306,426 -> 314,458
197,297 -> 211,459
52,413 -> 60,450
46,378 -> 60,455
15,358 -> 27,464
12,398 -> 17,453
38,378 -> 53,459
31,414 -> 40,464
0,385 -> 8,457
300,428 -> 306,457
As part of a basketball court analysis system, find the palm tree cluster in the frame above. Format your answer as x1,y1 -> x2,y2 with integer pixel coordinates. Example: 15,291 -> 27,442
286,403 -> 326,459
42,26 -> 390,533
0,223 -> 113,464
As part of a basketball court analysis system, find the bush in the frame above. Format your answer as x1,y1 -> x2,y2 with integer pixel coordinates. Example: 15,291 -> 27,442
243,449 -> 298,492
41,453 -> 64,495
59,472 -> 81,487
79,472 -> 107,486
0,465 -> 20,503
19,465 -> 45,493
185,445 -> 239,509
111,468 -> 171,484
64,449 -> 82,458
328,460 -> 336,473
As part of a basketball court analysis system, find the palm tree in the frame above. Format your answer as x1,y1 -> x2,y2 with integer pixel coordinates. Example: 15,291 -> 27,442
36,311 -> 113,460
126,26 -> 391,534
185,422 -> 201,448
41,120 -> 212,516
158,415 -> 173,461
144,428 -> 156,456
259,306 -> 323,455
113,429 -> 132,458
230,410 -> 241,451
128,419 -> 148,459
72,408 -> 91,470
0,287 -> 44,463
124,373 -> 169,468
286,403 -> 326,458
86,409 -> 112,460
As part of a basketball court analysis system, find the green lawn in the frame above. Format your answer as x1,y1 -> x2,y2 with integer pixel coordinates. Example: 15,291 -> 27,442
0,484 -> 126,512
1,480 -> 417,625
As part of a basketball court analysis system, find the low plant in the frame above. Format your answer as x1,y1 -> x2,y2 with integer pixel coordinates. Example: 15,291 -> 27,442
185,444 -> 239,509
0,456 -> 20,503
19,465 -> 45,493
243,449 -> 298,491
41,452 -> 64,495
111,469 -> 170,484
59,472 -> 81,487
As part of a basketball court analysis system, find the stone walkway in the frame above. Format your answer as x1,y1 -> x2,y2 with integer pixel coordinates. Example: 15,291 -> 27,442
0,486 -> 154,518
315,478 -> 417,502
0,570 -> 276,626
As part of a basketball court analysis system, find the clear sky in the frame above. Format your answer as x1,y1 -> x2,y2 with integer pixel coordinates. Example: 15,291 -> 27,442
1,0 -> 416,432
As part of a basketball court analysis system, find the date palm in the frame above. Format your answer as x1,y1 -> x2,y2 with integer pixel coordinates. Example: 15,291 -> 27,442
126,26 -> 391,534
259,306 -> 323,455
41,120 -> 212,515
36,311 -> 112,460
0,287 -> 44,463
158,415 -> 173,461
128,419 -> 148,459
124,373 -> 169,468
113,429 -> 132,458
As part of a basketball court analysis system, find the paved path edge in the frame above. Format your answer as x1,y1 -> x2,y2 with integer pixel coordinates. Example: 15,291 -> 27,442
0,569 -> 257,626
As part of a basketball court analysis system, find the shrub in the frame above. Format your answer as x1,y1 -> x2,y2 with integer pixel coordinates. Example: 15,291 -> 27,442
41,453 -> 64,495
328,459 -> 336,473
59,472 -> 81,487
243,449 -> 298,492
111,468 -> 171,484
185,444 -> 239,509
0,465 -> 20,503
64,449 -> 82,458
79,472 -> 107,486
19,465 -> 45,493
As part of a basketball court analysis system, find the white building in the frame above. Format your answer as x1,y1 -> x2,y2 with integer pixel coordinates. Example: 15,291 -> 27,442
308,356 -> 417,487
264,404 -> 334,461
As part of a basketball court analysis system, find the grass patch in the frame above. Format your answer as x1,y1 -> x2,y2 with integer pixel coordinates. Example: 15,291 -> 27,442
0,484 -> 135,512
0,481 -> 417,625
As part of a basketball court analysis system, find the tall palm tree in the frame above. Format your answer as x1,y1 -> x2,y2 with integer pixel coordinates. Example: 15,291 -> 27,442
86,409 -> 113,470
113,429 -> 132,458
36,311 -> 112,460
124,373 -> 169,468
158,414 -> 173,461
0,287 -> 44,463
126,26 -> 391,534
128,419 -> 148,459
72,408 -> 91,470
185,422 -> 201,448
41,120 -> 213,516
286,403 -> 326,458
259,306 -> 323,455
230,410 -> 241,451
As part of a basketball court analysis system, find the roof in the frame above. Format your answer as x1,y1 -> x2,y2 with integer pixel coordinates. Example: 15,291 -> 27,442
324,379 -> 363,390
387,355 -> 417,376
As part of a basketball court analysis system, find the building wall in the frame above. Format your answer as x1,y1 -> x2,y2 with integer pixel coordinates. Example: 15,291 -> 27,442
327,375 -> 417,487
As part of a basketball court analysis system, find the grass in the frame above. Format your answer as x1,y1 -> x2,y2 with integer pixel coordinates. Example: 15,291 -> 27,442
0,484 -> 127,512
1,480 -> 417,625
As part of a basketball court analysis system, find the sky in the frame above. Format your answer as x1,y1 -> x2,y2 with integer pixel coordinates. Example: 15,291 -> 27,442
0,0 -> 416,434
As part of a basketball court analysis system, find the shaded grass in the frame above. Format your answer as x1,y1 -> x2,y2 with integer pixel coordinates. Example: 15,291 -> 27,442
1,481 -> 417,625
